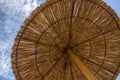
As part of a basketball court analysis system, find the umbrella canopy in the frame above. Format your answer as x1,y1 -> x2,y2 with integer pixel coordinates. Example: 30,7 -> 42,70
11,0 -> 120,80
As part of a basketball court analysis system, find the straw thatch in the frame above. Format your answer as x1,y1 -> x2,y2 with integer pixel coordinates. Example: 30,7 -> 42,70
11,0 -> 120,80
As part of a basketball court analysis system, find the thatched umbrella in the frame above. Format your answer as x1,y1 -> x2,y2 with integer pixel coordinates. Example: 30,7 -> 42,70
11,0 -> 120,80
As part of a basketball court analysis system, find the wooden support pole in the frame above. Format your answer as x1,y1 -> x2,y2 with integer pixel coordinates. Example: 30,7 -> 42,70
67,49 -> 98,80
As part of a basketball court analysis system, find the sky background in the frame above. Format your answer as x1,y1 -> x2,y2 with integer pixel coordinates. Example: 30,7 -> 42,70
0,0 -> 120,80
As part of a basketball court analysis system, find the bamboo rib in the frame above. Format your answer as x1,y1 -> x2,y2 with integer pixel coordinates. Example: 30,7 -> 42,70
67,49 -> 98,80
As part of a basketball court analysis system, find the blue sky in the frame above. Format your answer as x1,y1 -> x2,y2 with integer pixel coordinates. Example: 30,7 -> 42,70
0,0 -> 120,80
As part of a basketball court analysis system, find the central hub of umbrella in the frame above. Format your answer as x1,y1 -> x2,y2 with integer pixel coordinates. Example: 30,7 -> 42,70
39,30 -> 91,74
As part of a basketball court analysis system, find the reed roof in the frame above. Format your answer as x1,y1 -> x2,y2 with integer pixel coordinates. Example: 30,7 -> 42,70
11,0 -> 120,80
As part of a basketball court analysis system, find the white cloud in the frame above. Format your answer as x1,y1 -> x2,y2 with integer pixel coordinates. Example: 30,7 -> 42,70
23,0 -> 38,16
0,0 -> 44,80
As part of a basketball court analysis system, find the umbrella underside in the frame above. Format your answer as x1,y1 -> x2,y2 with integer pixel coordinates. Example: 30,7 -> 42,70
12,0 -> 120,80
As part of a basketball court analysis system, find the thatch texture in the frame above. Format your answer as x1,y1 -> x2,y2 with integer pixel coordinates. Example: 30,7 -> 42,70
11,0 -> 120,80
